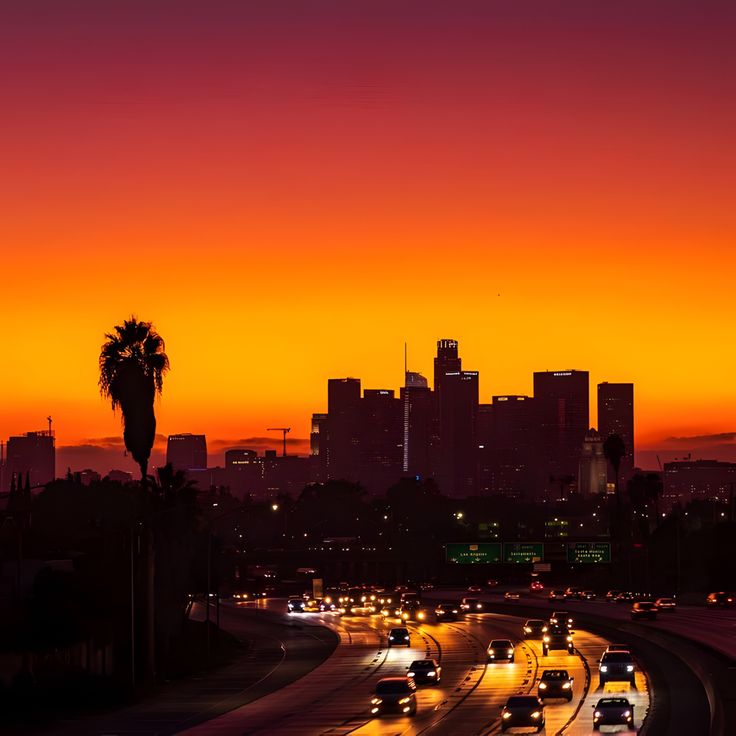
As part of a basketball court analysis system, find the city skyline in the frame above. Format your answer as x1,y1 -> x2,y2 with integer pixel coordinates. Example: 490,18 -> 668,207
6,334 -> 736,477
2,1 -> 736,456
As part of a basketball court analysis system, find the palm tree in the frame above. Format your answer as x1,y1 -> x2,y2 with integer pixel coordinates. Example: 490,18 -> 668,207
99,317 -> 169,487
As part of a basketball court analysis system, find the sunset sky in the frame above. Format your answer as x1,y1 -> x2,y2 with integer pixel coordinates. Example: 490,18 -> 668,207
2,1 -> 736,472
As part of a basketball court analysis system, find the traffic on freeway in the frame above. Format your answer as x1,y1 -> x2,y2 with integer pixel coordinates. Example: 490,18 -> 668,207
178,587 -> 651,735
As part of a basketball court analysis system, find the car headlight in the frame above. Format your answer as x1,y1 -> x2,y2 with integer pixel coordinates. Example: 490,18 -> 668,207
531,711 -> 541,719
502,712 -> 511,719
404,636 -> 410,640
624,710 -> 631,718
418,612 -> 425,620
542,625 -> 548,632
627,665 -> 634,672
476,604 -> 482,609
524,627 -> 531,633
399,697 -> 411,704
427,671 -> 436,677
600,666 -> 608,672
562,682 -> 571,689
402,613 -> 409,620
539,682 -> 547,689
407,671 -> 415,677
567,635 -> 573,642
452,609 -> 458,614
543,636 -> 550,643
594,711 -> 602,718
371,697 -> 382,704
371,707 -> 379,714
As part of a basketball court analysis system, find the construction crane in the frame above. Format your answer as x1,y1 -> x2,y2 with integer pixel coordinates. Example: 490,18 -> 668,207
267,427 -> 291,457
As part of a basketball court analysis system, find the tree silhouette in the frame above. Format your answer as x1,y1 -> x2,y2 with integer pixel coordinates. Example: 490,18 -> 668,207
99,317 -> 169,486
603,433 -> 626,501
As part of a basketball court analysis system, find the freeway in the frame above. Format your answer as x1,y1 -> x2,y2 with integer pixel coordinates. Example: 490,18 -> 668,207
181,602 -> 650,735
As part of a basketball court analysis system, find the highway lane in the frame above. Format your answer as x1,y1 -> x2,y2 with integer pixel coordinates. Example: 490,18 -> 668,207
181,605 -> 649,735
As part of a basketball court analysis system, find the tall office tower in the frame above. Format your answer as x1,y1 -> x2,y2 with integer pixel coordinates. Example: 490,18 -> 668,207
166,433 -> 208,470
578,429 -> 608,496
433,339 -> 461,401
326,377 -> 362,480
401,372 -> 433,476
5,430 -> 55,489
490,395 -> 536,499
309,412 -> 329,482
438,370 -> 479,496
533,370 -> 589,498
360,389 -> 403,491
476,403 -> 494,495
598,382 -> 635,491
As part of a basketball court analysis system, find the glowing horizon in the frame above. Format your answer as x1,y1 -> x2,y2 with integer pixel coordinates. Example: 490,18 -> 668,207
2,1 -> 735,460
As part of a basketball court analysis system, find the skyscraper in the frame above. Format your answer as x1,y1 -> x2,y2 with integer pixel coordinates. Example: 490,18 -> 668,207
401,372 -> 433,476
360,389 -> 403,491
489,395 -> 536,499
433,339 -> 461,401
438,370 -> 479,496
598,382 -> 635,491
533,370 -> 589,498
166,433 -> 207,470
326,377 -> 362,480
578,428 -> 608,496
5,430 -> 55,489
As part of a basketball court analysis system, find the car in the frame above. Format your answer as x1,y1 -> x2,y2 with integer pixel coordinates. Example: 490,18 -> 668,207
488,639 -> 515,662
435,602 -> 460,621
706,591 -> 734,607
461,597 -> 486,612
407,658 -> 442,684
631,601 -> 658,621
593,697 -> 636,731
530,580 -> 544,592
388,627 -> 411,647
550,611 -> 574,629
400,603 -> 430,622
549,589 -> 566,601
419,582 -> 435,591
486,579 -> 499,587
468,585 -> 483,593
543,625 -> 574,655
615,591 -> 635,604
522,619 -> 548,638
501,695 -> 545,733
565,587 -> 583,600
583,590 -> 597,601
504,591 -> 521,600
656,597 -> 677,611
599,651 -> 636,686
605,589 -> 621,603
538,669 -> 574,701
287,598 -> 305,613
370,677 -> 417,717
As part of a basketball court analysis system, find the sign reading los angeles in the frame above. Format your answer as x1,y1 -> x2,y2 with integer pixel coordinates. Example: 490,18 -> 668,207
445,542 -> 502,564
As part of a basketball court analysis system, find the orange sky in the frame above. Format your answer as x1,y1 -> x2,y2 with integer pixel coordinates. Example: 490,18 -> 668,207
2,1 -> 735,463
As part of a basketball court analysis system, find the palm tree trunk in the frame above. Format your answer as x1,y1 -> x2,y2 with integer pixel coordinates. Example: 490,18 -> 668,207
140,461 -> 156,685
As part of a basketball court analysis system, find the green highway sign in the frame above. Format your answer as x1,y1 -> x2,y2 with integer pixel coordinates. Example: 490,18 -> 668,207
566,542 -> 611,564
503,542 -> 544,564
445,542 -> 502,564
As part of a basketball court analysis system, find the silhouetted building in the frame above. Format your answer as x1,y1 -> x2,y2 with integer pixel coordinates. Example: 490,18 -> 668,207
433,339 -> 461,403
326,378 -> 362,480
77,468 -> 102,486
663,459 -> 736,508
106,469 -> 133,483
533,370 -> 589,499
5,430 -> 55,489
477,403 -> 494,495
166,433 -> 207,470
489,395 -> 536,499
309,413 -> 329,483
360,389 -> 403,472
578,428 -> 608,496
438,370 -> 479,496
401,372 -> 433,477
598,382 -> 635,491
